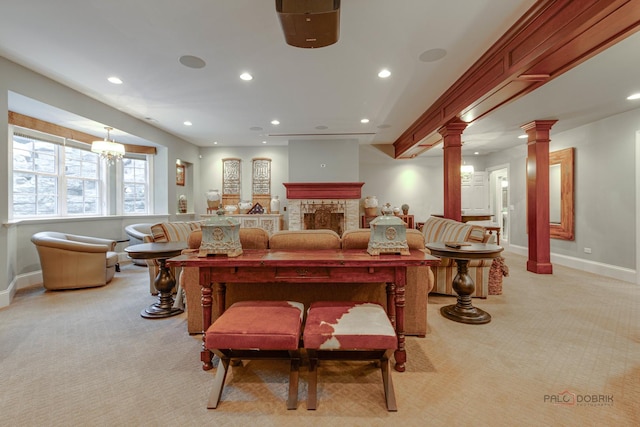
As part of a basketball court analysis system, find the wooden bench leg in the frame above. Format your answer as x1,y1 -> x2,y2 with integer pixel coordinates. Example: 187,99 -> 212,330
287,350 -> 301,410
307,350 -> 318,410
381,350 -> 397,411
207,356 -> 230,409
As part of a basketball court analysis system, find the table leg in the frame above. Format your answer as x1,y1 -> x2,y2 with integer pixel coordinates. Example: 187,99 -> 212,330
440,259 -> 491,324
393,268 -> 407,372
141,258 -> 184,319
201,269 -> 214,370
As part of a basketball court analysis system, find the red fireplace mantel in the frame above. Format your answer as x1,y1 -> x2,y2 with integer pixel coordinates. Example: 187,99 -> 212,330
283,182 -> 364,199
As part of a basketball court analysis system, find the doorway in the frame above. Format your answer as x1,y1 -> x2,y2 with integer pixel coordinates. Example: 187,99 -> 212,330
488,166 -> 510,247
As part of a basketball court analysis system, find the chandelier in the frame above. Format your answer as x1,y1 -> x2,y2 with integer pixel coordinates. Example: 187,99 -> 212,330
91,126 -> 125,163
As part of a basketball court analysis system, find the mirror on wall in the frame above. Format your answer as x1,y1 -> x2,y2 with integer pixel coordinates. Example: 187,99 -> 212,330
549,147 -> 574,240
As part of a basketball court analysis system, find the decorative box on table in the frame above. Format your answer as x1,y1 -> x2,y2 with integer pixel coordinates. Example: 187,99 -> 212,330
367,203 -> 410,256
199,210 -> 243,257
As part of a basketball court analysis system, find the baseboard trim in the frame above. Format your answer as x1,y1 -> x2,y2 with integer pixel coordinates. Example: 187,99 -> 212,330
0,271 -> 42,308
508,245 -> 636,283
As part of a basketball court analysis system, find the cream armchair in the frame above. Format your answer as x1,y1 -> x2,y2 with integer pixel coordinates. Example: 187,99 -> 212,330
31,231 -> 119,290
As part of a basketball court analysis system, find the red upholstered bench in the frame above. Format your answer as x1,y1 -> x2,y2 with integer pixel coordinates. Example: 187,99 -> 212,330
303,301 -> 398,411
204,300 -> 304,410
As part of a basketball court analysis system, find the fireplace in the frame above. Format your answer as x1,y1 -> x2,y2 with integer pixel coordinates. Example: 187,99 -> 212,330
284,182 -> 364,233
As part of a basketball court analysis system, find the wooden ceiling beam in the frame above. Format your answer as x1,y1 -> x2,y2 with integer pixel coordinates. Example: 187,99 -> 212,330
8,111 -> 157,155
393,0 -> 640,159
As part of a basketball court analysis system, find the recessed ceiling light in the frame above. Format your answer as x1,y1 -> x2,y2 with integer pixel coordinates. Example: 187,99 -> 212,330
107,76 -> 123,84
213,141 -> 218,145
183,121 -> 192,126
271,120 -> 280,125
627,93 -> 640,100
240,72 -> 253,81
378,69 -> 391,78
474,152 -> 480,155
262,140 -> 267,144
518,134 -> 528,139
361,118 -> 370,124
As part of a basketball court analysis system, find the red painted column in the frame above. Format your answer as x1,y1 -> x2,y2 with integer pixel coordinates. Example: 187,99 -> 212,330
438,122 -> 467,222
521,120 -> 557,274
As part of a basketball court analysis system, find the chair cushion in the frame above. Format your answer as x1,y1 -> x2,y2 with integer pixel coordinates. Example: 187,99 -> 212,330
303,302 -> 397,350
205,301 -> 303,351
106,251 -> 119,268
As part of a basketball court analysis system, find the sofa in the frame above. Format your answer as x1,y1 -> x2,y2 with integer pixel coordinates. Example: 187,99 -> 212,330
420,216 -> 496,298
180,228 -> 435,337
31,231 -> 119,290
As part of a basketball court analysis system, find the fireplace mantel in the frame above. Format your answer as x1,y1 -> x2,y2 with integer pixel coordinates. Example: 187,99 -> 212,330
283,182 -> 364,199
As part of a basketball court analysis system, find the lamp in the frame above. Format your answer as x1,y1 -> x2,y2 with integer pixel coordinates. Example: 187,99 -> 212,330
461,162 -> 474,179
92,127 -> 125,163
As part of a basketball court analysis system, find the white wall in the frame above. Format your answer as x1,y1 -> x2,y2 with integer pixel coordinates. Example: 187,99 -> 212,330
289,139 -> 359,182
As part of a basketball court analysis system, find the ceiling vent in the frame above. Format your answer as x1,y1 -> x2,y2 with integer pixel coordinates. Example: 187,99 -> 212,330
276,0 -> 340,48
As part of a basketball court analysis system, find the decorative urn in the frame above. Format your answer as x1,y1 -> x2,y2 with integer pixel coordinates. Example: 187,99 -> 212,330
198,210 -> 243,257
367,203 -> 410,256
206,189 -> 221,210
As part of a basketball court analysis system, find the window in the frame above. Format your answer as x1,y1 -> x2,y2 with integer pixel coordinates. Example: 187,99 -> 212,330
122,156 -> 149,214
10,126 -> 151,219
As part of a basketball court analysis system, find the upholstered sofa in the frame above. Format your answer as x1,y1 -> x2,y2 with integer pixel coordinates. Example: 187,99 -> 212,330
420,216 -> 496,298
31,231 -> 119,290
180,228 -> 435,337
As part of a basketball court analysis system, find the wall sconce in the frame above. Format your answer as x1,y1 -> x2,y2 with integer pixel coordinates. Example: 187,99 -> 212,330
91,126 -> 125,163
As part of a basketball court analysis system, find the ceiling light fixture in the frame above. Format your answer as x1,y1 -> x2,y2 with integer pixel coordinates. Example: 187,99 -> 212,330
184,121 -> 192,126
91,127 -> 125,163
378,69 -> 391,78
518,134 -> 528,139
262,140 -> 267,144
627,93 -> 640,100
240,72 -> 253,81
271,120 -> 280,125
361,118 -> 370,124
107,76 -> 123,84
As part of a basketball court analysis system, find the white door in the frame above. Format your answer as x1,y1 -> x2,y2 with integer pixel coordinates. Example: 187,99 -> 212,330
488,167 -> 509,246
462,171 -> 489,215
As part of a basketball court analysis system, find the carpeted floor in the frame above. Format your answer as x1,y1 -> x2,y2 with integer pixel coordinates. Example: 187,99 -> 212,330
0,252 -> 638,426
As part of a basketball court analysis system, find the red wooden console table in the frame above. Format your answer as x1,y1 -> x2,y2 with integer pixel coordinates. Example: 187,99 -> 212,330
167,249 -> 439,372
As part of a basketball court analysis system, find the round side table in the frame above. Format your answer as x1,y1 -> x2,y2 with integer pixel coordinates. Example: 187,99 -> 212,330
425,242 -> 503,324
125,242 -> 187,319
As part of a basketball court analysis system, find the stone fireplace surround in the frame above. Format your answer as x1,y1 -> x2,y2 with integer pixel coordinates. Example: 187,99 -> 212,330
284,182 -> 363,232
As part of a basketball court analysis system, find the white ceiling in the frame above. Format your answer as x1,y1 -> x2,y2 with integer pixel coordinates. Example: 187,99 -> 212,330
1,1 -> 639,156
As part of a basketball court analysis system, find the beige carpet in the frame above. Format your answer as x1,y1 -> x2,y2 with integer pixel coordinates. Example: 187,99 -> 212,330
1,252 -> 638,426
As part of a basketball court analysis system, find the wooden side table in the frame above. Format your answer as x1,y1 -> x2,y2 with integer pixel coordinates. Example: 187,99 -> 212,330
425,242 -> 503,324
125,242 -> 187,318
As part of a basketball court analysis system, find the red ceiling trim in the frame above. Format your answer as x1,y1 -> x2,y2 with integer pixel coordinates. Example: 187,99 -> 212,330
393,0 -> 640,159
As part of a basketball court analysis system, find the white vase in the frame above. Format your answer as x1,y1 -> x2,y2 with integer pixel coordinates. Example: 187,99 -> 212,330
238,200 -> 252,214
206,189 -> 220,210
270,196 -> 280,214
364,195 -> 378,216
